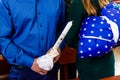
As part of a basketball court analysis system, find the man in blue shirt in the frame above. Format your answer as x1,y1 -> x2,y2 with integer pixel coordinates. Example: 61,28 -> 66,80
0,0 -> 65,80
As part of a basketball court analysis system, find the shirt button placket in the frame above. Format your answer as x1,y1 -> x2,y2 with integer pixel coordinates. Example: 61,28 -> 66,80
41,37 -> 44,40
38,12 -> 40,15
40,24 -> 42,27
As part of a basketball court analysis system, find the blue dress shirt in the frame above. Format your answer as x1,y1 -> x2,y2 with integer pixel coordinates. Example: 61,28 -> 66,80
0,0 -> 65,68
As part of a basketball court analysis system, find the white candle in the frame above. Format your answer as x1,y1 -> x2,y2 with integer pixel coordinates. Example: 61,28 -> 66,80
53,21 -> 73,50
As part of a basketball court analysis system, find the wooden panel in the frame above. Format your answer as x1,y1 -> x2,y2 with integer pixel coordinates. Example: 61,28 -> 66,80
59,46 -> 77,80
113,0 -> 120,4
100,75 -> 120,80
59,45 -> 77,65
0,54 -> 10,75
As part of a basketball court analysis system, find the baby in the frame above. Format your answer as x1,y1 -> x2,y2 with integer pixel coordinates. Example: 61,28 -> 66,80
78,2 -> 120,58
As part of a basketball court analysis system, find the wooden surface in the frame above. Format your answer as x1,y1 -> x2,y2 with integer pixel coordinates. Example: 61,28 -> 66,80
59,45 -> 77,65
0,55 -> 4,60
0,74 -> 8,80
100,75 -> 120,80
0,54 -> 10,75
59,45 -> 77,80
113,0 -> 120,4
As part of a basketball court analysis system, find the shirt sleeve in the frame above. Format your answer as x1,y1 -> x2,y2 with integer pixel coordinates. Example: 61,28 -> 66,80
0,1 -> 34,68
65,0 -> 85,49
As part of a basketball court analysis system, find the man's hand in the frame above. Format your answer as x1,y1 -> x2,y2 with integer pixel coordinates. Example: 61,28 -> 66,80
46,48 -> 61,63
53,48 -> 61,63
31,58 -> 48,75
34,47 -> 61,71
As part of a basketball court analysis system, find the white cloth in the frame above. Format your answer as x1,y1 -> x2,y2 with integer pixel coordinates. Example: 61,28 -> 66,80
37,49 -> 59,71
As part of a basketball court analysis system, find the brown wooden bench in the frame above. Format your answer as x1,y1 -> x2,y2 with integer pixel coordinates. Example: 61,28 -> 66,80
59,45 -> 120,80
59,45 -> 77,80
0,54 -> 10,80
100,75 -> 120,80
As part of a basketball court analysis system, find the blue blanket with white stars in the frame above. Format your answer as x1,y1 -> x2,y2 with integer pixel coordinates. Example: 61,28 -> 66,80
78,2 -> 120,58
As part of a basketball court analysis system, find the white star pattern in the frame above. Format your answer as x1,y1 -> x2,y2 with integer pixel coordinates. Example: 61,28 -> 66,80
92,24 -> 95,27
80,51 -> 83,53
80,42 -> 83,45
89,54 -> 92,56
105,45 -> 108,48
108,34 -> 111,37
88,39 -> 92,42
93,18 -> 96,21
111,13 -> 114,16
88,47 -> 91,50
97,51 -> 100,54
80,56 -> 84,58
114,19 -> 117,22
100,29 -> 103,32
84,28 -> 87,31
101,21 -> 104,24
107,10 -> 111,12
96,44 -> 99,47
91,31 -> 94,33
87,17 -> 90,20
82,34 -> 85,37
85,22 -> 88,24
117,11 -> 119,13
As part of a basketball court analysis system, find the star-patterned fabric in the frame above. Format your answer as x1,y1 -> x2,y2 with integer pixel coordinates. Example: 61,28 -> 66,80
78,2 -> 120,58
